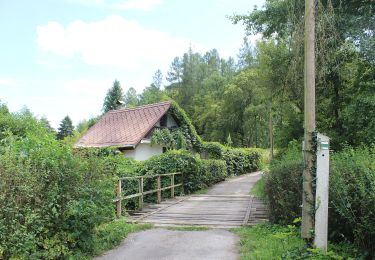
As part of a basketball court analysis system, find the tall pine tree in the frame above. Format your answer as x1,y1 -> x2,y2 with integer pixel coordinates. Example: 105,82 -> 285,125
102,80 -> 124,113
57,116 -> 74,140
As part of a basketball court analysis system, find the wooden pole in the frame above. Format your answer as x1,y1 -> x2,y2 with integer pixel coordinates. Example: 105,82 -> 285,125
116,179 -> 122,218
302,0 -> 316,239
171,174 -> 175,198
157,176 -> 161,203
139,177 -> 144,210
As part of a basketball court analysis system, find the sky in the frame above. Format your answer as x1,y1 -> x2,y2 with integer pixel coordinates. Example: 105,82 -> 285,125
0,0 -> 265,129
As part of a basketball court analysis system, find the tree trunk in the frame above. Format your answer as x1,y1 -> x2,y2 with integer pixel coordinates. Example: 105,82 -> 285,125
302,0 -> 316,240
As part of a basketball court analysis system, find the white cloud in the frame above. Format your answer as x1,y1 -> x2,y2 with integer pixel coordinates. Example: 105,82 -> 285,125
36,15 -> 204,69
66,0 -> 162,11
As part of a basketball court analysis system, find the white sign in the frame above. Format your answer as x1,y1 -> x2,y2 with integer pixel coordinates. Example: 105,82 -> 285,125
314,133 -> 330,250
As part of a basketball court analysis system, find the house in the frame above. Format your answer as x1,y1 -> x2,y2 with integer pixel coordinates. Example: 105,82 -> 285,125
75,101 -> 179,160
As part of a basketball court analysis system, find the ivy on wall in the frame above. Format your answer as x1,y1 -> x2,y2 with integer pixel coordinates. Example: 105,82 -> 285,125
169,101 -> 203,151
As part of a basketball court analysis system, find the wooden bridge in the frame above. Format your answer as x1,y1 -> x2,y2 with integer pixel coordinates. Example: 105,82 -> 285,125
115,172 -> 268,228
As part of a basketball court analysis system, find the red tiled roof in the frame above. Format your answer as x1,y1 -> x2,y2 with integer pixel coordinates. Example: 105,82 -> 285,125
75,101 -> 171,148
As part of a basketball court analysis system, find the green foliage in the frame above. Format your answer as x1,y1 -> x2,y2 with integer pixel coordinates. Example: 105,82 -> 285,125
138,150 -> 228,195
102,80 -> 124,113
76,116 -> 100,134
264,141 -> 303,224
229,0 -> 375,151
226,133 -> 233,147
264,144 -> 375,256
0,110 -> 138,258
124,87 -> 139,107
235,223 -> 364,260
235,223 -> 305,259
0,134 -> 116,258
199,159 -> 227,186
169,101 -> 203,151
39,116 -> 55,134
151,128 -> 187,150
251,175 -> 266,199
0,106 -> 48,139
91,219 -> 151,257
56,115 -> 74,140
329,147 -> 375,256
202,142 -> 225,159
202,142 -> 261,176
166,226 -> 209,231
138,150 -> 202,193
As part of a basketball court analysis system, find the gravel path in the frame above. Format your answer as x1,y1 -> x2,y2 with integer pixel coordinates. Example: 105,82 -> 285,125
95,172 -> 262,260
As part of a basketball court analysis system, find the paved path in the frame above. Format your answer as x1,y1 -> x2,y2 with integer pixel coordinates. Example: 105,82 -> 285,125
96,228 -> 239,260
207,171 -> 263,195
96,172 -> 267,260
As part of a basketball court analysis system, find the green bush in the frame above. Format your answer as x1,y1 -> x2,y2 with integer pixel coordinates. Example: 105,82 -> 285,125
264,143 -> 375,256
264,141 -> 303,224
199,159 -> 227,186
0,131 -> 116,258
202,142 -> 225,159
329,147 -> 375,256
138,150 -> 202,194
138,151 -> 228,196
202,142 -> 262,176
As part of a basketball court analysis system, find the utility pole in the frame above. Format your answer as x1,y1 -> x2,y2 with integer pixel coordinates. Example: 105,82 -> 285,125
302,0 -> 316,239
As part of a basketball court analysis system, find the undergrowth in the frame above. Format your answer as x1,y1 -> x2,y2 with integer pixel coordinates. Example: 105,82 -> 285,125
234,222 -> 365,260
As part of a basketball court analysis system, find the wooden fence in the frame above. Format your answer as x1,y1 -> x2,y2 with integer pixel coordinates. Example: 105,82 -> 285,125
114,172 -> 183,217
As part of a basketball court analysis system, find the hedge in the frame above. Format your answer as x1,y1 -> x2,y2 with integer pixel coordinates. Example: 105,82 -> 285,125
0,134 -> 117,259
264,142 -> 303,224
264,142 -> 375,257
199,159 -> 227,186
202,142 -> 261,176
138,150 -> 227,194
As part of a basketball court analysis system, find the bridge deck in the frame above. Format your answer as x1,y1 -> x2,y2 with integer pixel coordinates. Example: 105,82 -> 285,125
129,175 -> 267,228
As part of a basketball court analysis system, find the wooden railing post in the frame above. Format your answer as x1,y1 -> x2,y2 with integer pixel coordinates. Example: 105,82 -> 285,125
116,179 -> 122,218
157,175 -> 161,203
139,177 -> 144,210
171,174 -> 175,198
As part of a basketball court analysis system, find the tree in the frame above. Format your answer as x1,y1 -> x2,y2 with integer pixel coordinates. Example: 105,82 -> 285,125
57,116 -> 74,140
102,80 -> 124,113
166,57 -> 183,84
124,87 -> 139,107
152,70 -> 163,89
76,116 -> 99,134
40,116 -> 55,134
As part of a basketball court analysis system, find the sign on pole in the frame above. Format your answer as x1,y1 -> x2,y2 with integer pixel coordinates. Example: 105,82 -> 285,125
314,133 -> 330,250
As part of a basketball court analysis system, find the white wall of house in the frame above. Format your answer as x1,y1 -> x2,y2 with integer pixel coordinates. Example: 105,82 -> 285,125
154,113 -> 178,128
123,143 -> 163,161
123,112 -> 177,161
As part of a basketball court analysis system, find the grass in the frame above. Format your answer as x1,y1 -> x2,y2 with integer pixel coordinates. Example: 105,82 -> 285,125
234,223 -> 305,259
75,218 -> 152,258
194,187 -> 209,195
166,226 -> 210,231
250,175 -> 266,199
234,223 -> 364,260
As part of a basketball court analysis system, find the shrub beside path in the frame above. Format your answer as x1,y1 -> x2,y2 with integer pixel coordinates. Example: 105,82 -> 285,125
95,172 -> 264,260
